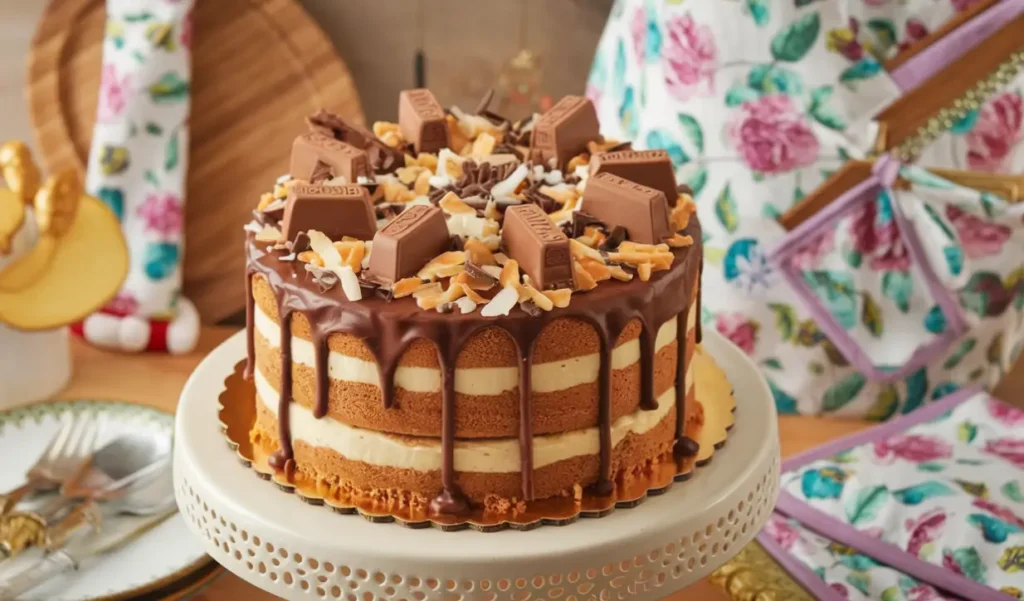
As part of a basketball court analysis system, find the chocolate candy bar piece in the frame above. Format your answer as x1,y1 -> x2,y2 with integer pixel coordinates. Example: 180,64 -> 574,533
581,172 -> 671,245
529,95 -> 600,169
281,183 -> 377,242
590,149 -> 679,207
368,205 -> 450,282
307,109 -> 374,149
291,132 -> 370,184
398,89 -> 450,154
502,203 -> 576,290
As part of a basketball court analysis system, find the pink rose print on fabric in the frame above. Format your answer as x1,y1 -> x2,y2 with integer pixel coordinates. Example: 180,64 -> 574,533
987,397 -> 1024,427
714,313 -> 758,355
848,197 -> 910,271
788,229 -> 835,270
967,92 -> 1023,173
98,64 -> 131,123
973,498 -> 1024,529
907,585 -> 945,601
630,7 -> 646,63
728,95 -> 820,174
763,515 -> 799,551
905,508 -> 946,558
984,437 -> 1024,468
138,192 -> 184,237
945,205 -> 1011,259
829,583 -> 850,599
104,292 -> 140,318
180,9 -> 193,50
661,14 -> 717,102
873,434 -> 953,464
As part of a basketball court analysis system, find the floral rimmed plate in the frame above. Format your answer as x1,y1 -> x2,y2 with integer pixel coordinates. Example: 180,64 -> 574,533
0,399 -> 217,601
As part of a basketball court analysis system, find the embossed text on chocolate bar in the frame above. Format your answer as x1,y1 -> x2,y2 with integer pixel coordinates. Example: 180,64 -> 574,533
368,205 -> 450,282
291,133 -> 370,184
529,95 -> 600,169
399,89 -> 450,154
282,183 -> 377,242
502,204 -> 576,290
590,149 -> 679,207
581,172 -> 671,245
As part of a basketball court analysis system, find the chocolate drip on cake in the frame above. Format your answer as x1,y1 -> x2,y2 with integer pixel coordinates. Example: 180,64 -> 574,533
513,335 -> 536,500
268,306 -> 295,473
673,303 -> 691,460
638,326 -> 657,411
244,271 -> 255,379
312,328 -> 330,419
696,256 -> 704,343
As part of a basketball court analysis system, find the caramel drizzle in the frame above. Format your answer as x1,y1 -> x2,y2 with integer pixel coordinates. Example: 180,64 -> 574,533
243,222 -> 702,513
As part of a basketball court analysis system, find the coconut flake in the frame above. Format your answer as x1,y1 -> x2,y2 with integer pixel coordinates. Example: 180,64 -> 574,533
481,265 -> 503,280
243,220 -> 264,234
325,176 -> 348,185
456,296 -> 478,314
407,195 -> 433,207
336,265 -> 363,301
480,285 -> 519,317
543,170 -> 564,185
361,241 -> 373,270
356,175 -> 376,185
490,164 -> 530,200
276,173 -> 292,184
254,224 -> 284,242
446,213 -> 487,239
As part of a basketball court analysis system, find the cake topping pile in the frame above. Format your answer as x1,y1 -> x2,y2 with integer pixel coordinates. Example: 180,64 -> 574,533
248,90 -> 697,316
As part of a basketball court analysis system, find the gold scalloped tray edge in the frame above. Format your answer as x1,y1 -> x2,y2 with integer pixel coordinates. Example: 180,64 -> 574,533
217,344 -> 737,532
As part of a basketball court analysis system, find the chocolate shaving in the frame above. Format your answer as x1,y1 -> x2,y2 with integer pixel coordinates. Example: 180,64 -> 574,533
437,302 -> 454,314
493,143 -> 524,160
524,185 -> 558,214
606,141 -> 633,153
676,183 -> 694,196
506,115 -> 535,146
306,109 -> 373,148
464,262 -> 498,285
291,231 -> 311,254
368,139 -> 405,175
375,286 -> 396,302
599,226 -> 627,251
519,301 -> 543,317
428,159 -> 516,203
570,212 -> 606,239
449,235 -> 465,252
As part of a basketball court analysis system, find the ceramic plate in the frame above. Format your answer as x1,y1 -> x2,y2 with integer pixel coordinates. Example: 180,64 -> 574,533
0,399 -> 215,601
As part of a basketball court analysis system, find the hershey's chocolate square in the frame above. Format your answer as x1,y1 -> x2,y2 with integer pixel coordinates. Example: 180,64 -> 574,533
529,96 -> 600,169
502,203 -> 576,290
581,172 -> 671,245
590,149 -> 679,207
291,133 -> 370,184
282,183 -> 377,242
368,205 -> 450,282
399,89 -> 450,154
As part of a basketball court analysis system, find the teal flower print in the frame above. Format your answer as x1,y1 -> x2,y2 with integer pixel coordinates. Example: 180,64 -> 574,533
968,513 -> 1023,543
724,238 -> 775,293
801,467 -> 847,499
893,481 -> 955,505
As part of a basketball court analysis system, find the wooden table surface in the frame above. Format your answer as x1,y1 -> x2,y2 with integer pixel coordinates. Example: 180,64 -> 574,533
57,327 -> 914,601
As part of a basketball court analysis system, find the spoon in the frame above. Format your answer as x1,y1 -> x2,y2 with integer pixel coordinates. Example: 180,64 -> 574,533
0,432 -> 171,558
0,464 -> 178,601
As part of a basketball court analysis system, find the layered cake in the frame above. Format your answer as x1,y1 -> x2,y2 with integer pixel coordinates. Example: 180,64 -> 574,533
244,90 -> 712,518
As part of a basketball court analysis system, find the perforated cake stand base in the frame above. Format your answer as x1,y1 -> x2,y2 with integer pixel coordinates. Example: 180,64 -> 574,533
173,330 -> 780,601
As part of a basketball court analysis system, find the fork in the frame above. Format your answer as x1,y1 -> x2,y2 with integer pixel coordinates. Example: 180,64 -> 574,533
0,414 -> 100,516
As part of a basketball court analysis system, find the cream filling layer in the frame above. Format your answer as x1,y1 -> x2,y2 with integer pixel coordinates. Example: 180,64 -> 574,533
254,363 -> 693,473
254,304 -> 695,396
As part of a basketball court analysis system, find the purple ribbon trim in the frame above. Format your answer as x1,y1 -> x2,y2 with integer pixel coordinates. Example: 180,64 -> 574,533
775,491 -> 1016,601
782,384 -> 983,473
771,156 -> 967,382
890,0 -> 1024,92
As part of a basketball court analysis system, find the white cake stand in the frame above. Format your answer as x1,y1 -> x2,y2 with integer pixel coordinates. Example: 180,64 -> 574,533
173,330 -> 780,601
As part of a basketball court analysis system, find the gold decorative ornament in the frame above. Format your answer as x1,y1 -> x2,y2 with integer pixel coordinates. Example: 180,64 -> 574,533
709,540 -> 816,601
0,141 -> 129,330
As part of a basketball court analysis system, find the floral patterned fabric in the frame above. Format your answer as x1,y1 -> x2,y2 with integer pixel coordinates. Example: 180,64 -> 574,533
588,0 -> 1024,417
763,514 -> 956,600
85,0 -> 193,319
779,390 -> 1024,596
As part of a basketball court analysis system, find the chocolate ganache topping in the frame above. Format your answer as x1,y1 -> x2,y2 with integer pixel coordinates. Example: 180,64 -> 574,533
244,91 -> 704,516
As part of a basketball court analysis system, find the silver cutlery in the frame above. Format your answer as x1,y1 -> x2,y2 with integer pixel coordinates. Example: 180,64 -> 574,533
0,414 -> 100,516
0,432 -> 171,559
0,464 -> 177,601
